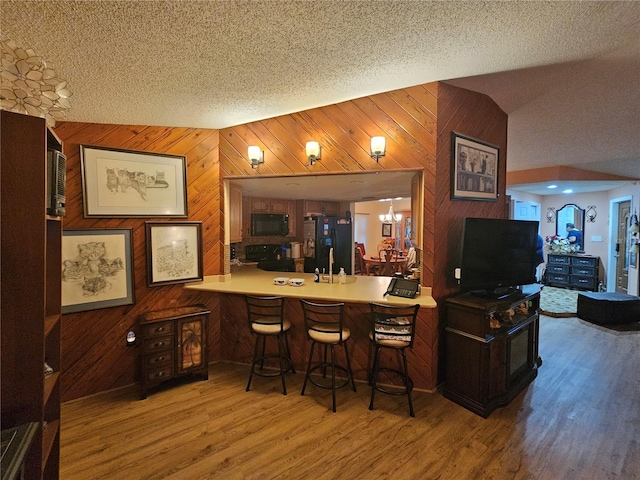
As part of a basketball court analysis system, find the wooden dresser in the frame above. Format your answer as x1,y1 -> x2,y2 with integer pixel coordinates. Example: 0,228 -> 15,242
139,305 -> 210,399
546,254 -> 599,291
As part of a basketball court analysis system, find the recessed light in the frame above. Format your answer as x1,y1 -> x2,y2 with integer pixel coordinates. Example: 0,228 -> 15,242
563,189 -> 573,194
547,185 -> 557,189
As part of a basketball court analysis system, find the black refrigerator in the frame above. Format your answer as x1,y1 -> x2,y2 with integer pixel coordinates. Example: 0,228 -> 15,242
303,216 -> 353,275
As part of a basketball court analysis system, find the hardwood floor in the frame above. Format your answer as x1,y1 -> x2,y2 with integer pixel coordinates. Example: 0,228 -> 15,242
60,315 -> 640,480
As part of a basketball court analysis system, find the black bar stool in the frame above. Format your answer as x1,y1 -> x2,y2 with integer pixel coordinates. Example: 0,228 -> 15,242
300,300 -> 356,413
368,302 -> 420,417
245,295 -> 295,395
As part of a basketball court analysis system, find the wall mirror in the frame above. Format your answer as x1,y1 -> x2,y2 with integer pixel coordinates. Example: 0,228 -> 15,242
556,203 -> 585,245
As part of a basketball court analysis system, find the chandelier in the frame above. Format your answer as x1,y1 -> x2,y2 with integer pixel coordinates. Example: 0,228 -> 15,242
379,200 -> 402,223
0,39 -> 72,126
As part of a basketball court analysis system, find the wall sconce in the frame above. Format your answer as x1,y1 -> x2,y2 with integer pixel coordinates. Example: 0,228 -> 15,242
306,141 -> 321,165
630,210 -> 639,234
370,136 -> 386,161
247,146 -> 264,169
586,205 -> 597,223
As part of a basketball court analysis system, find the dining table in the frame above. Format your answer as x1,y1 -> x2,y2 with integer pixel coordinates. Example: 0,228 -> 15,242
362,253 -> 407,276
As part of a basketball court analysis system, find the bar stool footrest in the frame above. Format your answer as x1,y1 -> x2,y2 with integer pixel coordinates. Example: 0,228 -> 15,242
307,364 -> 352,390
252,354 -> 294,378
372,367 -> 413,396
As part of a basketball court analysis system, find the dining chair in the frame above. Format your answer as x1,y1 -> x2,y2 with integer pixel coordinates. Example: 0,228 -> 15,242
376,248 -> 399,276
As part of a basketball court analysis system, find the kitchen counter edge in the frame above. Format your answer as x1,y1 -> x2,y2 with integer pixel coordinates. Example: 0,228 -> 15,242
184,268 -> 436,308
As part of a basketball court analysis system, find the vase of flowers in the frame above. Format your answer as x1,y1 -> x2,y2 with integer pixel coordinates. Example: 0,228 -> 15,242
545,235 -> 579,254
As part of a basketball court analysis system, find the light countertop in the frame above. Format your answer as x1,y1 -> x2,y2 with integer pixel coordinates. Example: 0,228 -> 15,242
184,266 -> 436,308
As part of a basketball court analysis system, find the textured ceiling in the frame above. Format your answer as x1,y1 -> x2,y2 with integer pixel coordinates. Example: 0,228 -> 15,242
2,0 -> 639,187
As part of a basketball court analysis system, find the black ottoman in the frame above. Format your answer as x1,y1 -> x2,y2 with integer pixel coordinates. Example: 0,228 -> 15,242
577,292 -> 640,325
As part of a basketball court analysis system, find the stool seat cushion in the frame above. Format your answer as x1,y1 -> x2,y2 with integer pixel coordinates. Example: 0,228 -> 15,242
577,292 -> 640,325
309,327 -> 351,344
251,319 -> 292,335
368,331 -> 411,348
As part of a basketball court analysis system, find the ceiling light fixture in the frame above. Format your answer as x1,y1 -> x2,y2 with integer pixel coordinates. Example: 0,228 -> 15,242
306,141 -> 321,165
379,200 -> 402,223
563,189 -> 573,194
370,136 -> 386,162
547,185 -> 558,189
247,146 -> 264,169
0,39 -> 72,126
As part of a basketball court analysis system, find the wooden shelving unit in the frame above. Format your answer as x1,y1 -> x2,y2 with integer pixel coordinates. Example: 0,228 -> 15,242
1,110 -> 62,479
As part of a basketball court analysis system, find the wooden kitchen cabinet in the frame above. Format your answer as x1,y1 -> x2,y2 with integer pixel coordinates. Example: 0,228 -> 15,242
443,285 -> 541,417
139,305 -> 210,399
229,184 -> 243,243
303,200 -> 340,216
251,197 -> 289,214
1,111 -> 62,479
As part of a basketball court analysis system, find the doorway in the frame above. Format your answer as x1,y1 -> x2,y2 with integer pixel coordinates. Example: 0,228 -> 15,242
615,200 -> 631,293
512,200 -> 542,279
608,196 -> 632,293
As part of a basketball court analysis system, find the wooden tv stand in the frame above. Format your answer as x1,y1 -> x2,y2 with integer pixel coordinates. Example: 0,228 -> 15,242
443,285 -> 541,417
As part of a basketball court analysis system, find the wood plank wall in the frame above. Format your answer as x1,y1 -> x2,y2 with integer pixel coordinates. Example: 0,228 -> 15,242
53,122 -> 223,402
218,82 -> 507,390
433,83 -> 509,382
53,81 -> 506,400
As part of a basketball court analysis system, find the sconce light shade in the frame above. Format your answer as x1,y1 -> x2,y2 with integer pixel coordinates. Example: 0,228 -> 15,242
306,141 -> 321,165
248,146 -> 264,168
630,211 -> 639,233
370,136 -> 386,161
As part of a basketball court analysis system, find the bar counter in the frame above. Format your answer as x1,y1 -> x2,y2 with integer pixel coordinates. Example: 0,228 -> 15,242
184,265 -> 437,308
184,265 -> 438,391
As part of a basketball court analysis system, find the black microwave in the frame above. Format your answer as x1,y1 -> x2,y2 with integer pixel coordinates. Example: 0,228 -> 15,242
251,213 -> 289,236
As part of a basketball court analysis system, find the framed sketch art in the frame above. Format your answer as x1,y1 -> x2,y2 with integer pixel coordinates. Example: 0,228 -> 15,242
382,223 -> 392,237
145,222 -> 203,287
80,145 -> 188,217
62,229 -> 135,313
451,132 -> 499,201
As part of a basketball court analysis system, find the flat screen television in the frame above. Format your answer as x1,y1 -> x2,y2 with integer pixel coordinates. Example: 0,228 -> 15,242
460,218 -> 539,298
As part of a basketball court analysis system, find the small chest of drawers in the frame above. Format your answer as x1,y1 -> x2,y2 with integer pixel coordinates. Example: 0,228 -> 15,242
139,304 -> 210,399
546,254 -> 599,291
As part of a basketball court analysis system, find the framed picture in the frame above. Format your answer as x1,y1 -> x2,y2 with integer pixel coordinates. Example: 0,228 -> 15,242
62,229 -> 135,313
382,223 -> 392,237
451,132 -> 499,201
146,222 -> 203,286
80,145 -> 188,217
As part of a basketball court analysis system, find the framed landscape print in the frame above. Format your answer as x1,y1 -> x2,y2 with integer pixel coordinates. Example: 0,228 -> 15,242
81,145 -> 188,217
451,132 -> 499,201
145,222 -> 203,287
62,228 -> 135,313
